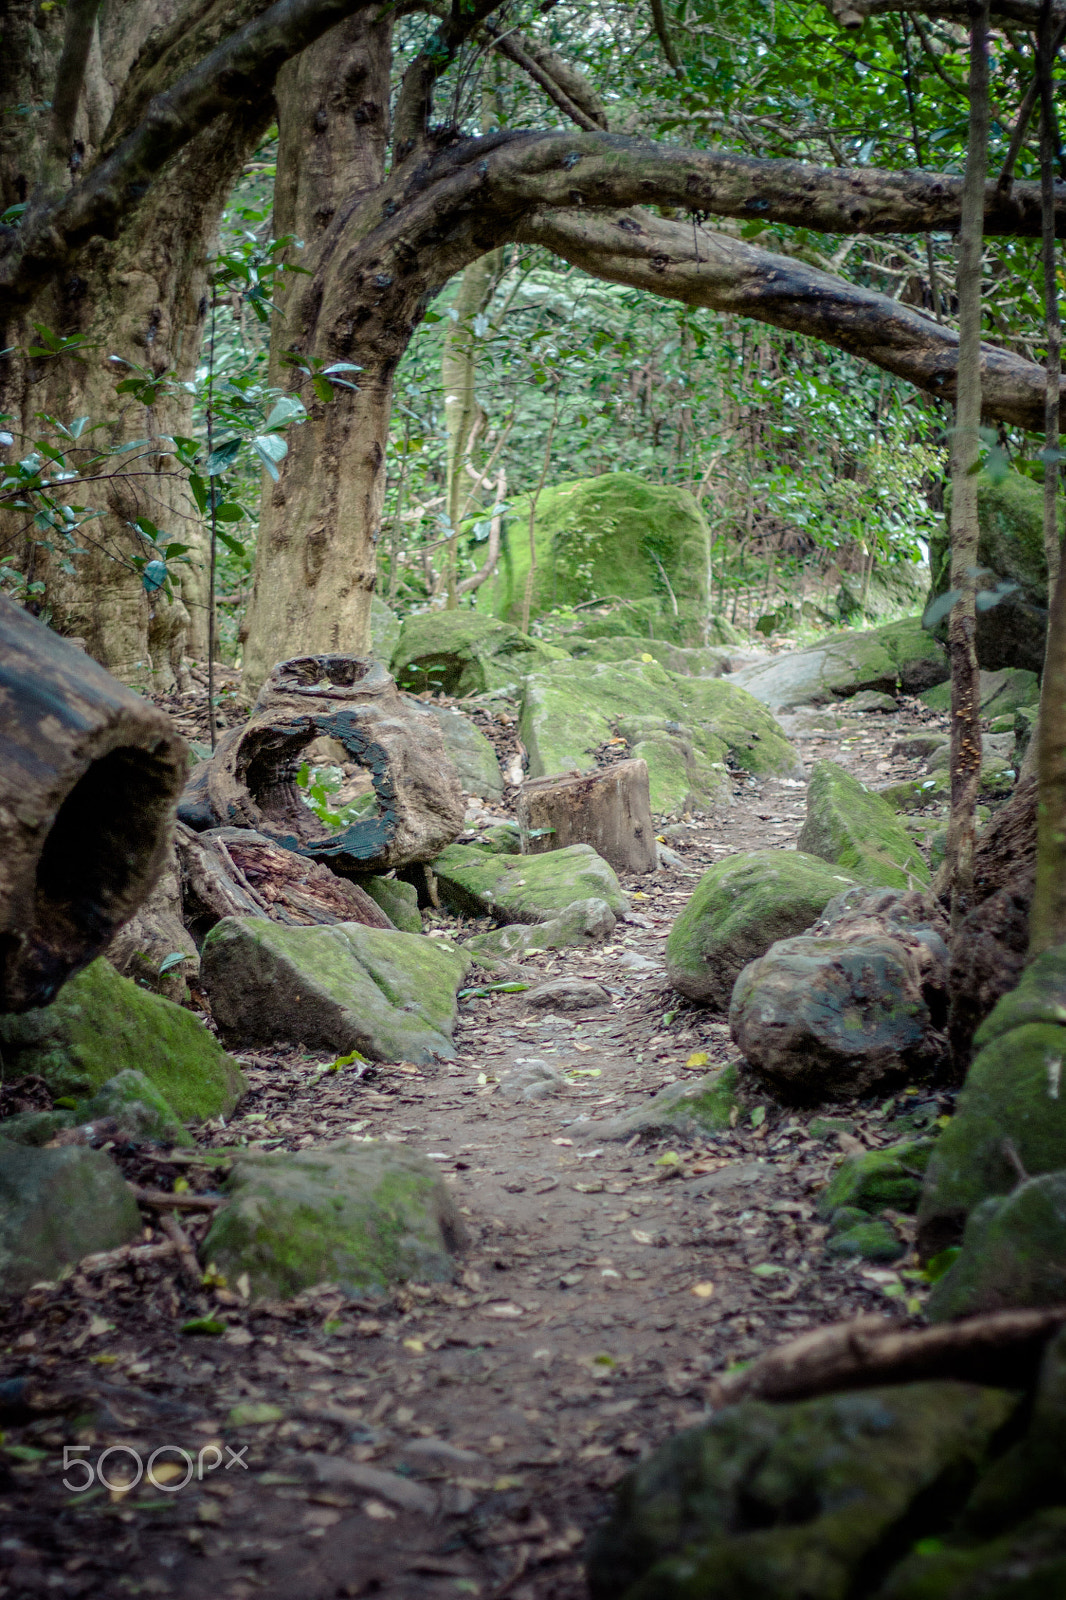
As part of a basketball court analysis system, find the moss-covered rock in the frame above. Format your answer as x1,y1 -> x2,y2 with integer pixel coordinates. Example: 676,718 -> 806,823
926,470 -> 1059,674
927,1173 -> 1066,1321
666,851 -> 858,1009
564,635 -> 733,677
389,610 -> 565,697
879,742 -> 1018,811
465,896 -> 617,959
798,760 -> 930,889
370,594 -> 401,663
0,1145 -> 142,1293
519,657 -> 798,814
728,617 -> 948,712
824,1218 -> 906,1262
418,702 -> 503,799
78,1069 -> 192,1146
475,472 -> 711,639
361,875 -> 423,933
0,959 -> 245,1121
920,665 -> 1040,718
586,1382 -> 1018,1600
200,918 -> 471,1064
433,842 -> 627,923
591,1066 -> 740,1141
819,1139 -> 936,1216
878,1507 -> 1066,1599
0,1109 -> 77,1146
202,1142 -> 466,1301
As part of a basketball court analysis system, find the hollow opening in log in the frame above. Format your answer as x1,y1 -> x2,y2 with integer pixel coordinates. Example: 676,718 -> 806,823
235,716 -> 391,858
34,743 -> 179,970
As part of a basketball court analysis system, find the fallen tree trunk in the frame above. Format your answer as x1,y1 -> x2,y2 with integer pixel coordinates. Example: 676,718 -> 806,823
177,824 -> 394,942
0,597 -> 187,1011
708,1306 -> 1066,1409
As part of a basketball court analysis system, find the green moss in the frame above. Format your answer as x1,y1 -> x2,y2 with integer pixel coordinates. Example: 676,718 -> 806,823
202,1142 -> 464,1301
434,842 -> 626,923
819,1138 -> 936,1217
666,850 -> 858,1008
920,666 -> 1039,716
389,610 -> 565,696
0,959 -> 244,1121
927,1174 -> 1066,1321
877,1508 -> 1066,1600
0,1109 -> 76,1146
595,1066 -> 740,1141
361,875 -> 423,933
824,1219 -> 906,1263
475,472 -> 711,640
730,617 -> 947,712
798,760 -> 930,889
77,1069 -> 192,1146
565,636 -> 734,677
519,657 -> 797,814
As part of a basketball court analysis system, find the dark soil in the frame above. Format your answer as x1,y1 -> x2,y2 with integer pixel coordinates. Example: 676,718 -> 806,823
0,681 -> 956,1600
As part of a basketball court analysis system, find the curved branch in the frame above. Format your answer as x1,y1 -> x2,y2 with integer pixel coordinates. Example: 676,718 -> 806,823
824,0 -> 1066,25
516,206 -> 1061,430
650,0 -> 684,76
483,24 -> 608,131
392,0 -> 504,158
50,0 -> 103,163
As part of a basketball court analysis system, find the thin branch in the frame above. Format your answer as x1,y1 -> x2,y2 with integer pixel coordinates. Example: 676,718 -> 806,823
650,0 -> 685,76
392,0 -> 503,159
483,25 -> 606,131
50,0 -> 103,165
824,0 -> 1066,25
997,17 -> 1066,192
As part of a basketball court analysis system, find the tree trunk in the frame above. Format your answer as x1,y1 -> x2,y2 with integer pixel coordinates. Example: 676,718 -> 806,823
0,596 -> 187,1012
517,760 -> 658,875
442,249 -> 502,607
941,2 -> 990,931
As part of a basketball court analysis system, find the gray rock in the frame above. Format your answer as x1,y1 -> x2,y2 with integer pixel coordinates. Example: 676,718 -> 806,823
845,690 -> 899,713
202,1142 -> 467,1301
928,1171 -> 1066,1320
525,978 -> 611,1012
294,1451 -> 437,1513
77,1069 -> 191,1146
588,1066 -> 739,1141
499,1059 -> 565,1101
466,897 -> 618,961
370,595 -> 402,664
0,1145 -> 142,1292
891,733 -> 949,761
200,918 -> 471,1064
419,702 -> 504,801
925,731 -> 1015,773
727,617 -> 946,712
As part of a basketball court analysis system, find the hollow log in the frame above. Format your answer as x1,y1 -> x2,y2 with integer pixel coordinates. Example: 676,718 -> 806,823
178,656 -> 465,875
0,598 -> 187,1011
177,824 -> 394,942
517,759 -> 657,874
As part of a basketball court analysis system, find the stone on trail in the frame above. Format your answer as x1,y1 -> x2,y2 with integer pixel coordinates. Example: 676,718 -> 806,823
665,851 -> 858,1009
725,616 -> 947,712
77,1069 -> 192,1146
586,1381 -> 1018,1600
433,842 -> 627,923
202,1142 -> 466,1302
824,1217 -> 906,1263
498,1059 -> 565,1101
0,957 -> 245,1120
200,918 -> 471,1064
418,702 -> 504,800
927,1172 -> 1066,1321
588,1065 -> 739,1141
818,1138 -> 936,1218
465,897 -> 618,961
390,610 -> 565,697
518,657 -> 799,815
0,1145 -> 142,1294
524,978 -> 611,1011
360,874 -> 423,933
845,689 -> 899,713
798,759 -> 930,889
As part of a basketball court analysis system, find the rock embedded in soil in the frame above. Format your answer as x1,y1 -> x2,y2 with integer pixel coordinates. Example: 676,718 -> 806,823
0,1144 -> 142,1293
586,1381 -> 1018,1600
390,611 -> 565,697
0,957 -> 245,1120
76,1068 -> 192,1145
524,978 -> 612,1011
360,874 -> 423,933
726,616 -> 947,712
798,759 -> 930,889
201,1142 -> 467,1301
465,896 -> 618,959
927,1172 -> 1066,1321
417,701 -> 504,800
588,1065 -> 740,1141
823,1217 -> 906,1263
200,917 -> 471,1064
818,1139 -> 936,1218
666,850 -> 859,1009
518,657 -> 799,814
433,842 -> 627,923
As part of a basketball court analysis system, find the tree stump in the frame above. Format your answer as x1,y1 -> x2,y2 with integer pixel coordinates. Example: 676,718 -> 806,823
0,598 -> 187,1011
178,656 -> 465,875
516,759 -> 657,874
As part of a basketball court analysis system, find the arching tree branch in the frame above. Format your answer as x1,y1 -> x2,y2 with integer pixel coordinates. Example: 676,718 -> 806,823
482,23 -> 608,131
392,0 -> 504,158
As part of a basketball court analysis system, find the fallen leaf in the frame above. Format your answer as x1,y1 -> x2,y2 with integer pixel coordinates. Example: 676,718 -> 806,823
483,1302 -> 525,1319
690,1282 -> 715,1299
630,1230 -> 654,1245
686,1052 -> 709,1068
363,1499 -> 397,1520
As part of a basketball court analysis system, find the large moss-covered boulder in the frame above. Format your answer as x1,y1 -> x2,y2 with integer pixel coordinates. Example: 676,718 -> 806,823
798,760 -> 930,889
920,664 -> 1040,718
465,896 -> 617,959
917,945 -> 1066,1255
0,1145 -> 142,1293
0,958 -> 245,1121
418,702 -> 503,799
476,472 -> 711,639
520,658 -> 798,814
927,1173 -> 1066,1321
200,918 -> 471,1064
728,617 -> 947,712
926,470 -> 1060,673
586,1382 -> 1017,1600
565,635 -> 733,677
433,842 -> 627,923
666,851 -> 858,1009
202,1143 -> 466,1302
389,610 -> 564,696
590,1066 -> 740,1142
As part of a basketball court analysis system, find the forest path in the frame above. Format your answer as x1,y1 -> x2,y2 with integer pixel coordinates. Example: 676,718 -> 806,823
0,687 -> 950,1600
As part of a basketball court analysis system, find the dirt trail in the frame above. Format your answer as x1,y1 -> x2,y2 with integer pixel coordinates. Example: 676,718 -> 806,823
0,691 -> 951,1600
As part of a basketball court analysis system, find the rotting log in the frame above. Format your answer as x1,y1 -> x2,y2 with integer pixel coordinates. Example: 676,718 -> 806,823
177,824 -> 394,942
0,597 -> 187,1011
517,759 -> 657,875
178,656 -> 464,875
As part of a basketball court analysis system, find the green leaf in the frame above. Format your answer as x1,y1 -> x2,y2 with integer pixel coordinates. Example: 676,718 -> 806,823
205,438 -> 241,475
751,1105 -> 766,1129
253,433 -> 288,480
158,951 -> 187,973
141,559 -> 167,592
264,395 -> 306,431
214,529 -> 246,558
181,1317 -> 226,1336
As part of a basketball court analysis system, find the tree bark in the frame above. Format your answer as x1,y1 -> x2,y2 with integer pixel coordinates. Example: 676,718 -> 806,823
942,2 -> 990,932
0,597 -> 187,1012
442,249 -> 502,607
517,760 -> 658,875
